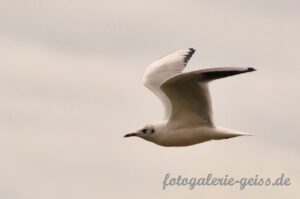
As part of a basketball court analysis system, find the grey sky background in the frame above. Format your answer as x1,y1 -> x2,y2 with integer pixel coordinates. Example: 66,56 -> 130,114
0,0 -> 299,198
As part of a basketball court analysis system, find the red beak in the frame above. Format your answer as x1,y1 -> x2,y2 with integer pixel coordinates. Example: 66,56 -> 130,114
124,133 -> 137,138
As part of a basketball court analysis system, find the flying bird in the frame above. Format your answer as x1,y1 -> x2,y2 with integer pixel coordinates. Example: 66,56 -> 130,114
124,48 -> 256,147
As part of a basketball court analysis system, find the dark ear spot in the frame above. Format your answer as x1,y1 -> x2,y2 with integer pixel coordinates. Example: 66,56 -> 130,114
151,128 -> 155,133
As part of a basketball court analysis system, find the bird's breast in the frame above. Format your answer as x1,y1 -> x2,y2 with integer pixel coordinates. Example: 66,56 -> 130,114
153,127 -> 216,147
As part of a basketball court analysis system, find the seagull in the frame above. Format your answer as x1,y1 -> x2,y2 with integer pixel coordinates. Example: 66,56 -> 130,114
124,48 -> 256,147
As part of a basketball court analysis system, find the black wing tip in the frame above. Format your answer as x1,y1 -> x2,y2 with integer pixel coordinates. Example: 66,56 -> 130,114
189,48 -> 196,53
247,67 -> 257,72
184,48 -> 196,63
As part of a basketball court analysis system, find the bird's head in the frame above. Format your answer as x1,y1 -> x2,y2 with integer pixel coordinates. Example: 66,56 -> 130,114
124,125 -> 156,139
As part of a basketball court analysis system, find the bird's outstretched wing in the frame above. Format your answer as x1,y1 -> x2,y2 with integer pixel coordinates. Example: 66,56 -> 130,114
143,48 -> 195,119
161,67 -> 255,128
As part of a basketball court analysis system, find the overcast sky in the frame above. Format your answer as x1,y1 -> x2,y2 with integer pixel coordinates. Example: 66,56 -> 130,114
0,0 -> 299,198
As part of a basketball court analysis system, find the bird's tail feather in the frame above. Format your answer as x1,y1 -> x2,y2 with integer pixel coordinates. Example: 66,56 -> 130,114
214,126 -> 254,140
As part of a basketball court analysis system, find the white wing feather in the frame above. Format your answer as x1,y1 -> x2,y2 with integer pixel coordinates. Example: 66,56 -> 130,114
143,48 -> 196,119
161,67 -> 256,128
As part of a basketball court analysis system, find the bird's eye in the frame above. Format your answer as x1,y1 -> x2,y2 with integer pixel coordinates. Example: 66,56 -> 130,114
142,129 -> 147,133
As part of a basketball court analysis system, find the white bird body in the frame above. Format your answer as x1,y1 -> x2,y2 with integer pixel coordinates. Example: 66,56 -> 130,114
124,48 -> 255,147
144,121 -> 250,147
